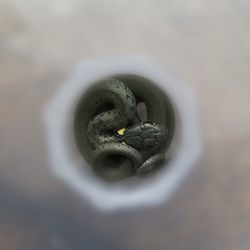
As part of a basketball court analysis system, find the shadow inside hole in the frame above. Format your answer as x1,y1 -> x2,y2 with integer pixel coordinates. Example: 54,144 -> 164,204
95,154 -> 134,181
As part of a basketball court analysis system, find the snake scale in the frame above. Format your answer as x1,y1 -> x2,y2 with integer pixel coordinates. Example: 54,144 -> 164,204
74,78 -> 172,182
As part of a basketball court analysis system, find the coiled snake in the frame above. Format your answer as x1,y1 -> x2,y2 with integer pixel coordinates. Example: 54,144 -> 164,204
74,78 -> 173,181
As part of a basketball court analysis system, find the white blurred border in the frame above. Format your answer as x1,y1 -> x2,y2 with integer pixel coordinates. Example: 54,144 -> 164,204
44,56 -> 202,212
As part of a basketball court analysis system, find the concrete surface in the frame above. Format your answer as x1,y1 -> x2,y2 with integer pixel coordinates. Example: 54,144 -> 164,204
0,0 -> 250,249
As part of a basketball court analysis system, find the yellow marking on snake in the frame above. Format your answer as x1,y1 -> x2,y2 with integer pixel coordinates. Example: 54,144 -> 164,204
117,128 -> 126,135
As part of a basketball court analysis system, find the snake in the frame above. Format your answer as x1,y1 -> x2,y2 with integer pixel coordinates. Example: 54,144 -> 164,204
74,78 -> 173,182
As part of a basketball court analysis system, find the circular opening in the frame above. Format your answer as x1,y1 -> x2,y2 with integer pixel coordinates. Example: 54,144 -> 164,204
74,74 -> 176,181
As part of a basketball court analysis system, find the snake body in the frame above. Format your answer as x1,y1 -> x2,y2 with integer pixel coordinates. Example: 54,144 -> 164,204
75,78 -> 172,181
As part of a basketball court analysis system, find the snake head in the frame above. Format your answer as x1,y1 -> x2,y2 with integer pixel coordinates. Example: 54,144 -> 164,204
122,121 -> 168,150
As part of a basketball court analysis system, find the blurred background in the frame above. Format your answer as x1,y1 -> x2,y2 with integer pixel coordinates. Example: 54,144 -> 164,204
0,0 -> 250,249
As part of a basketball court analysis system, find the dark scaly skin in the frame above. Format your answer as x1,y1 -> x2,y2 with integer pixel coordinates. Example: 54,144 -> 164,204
87,79 -> 136,147
85,79 -> 168,181
86,79 -> 142,181
123,121 -> 168,176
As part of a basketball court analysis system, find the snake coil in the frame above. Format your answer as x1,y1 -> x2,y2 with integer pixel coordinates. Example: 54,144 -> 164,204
74,78 -> 173,181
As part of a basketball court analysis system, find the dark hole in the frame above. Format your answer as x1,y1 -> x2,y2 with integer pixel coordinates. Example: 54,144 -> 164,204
96,154 -> 134,181
103,154 -> 127,168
